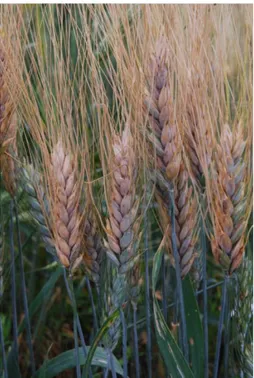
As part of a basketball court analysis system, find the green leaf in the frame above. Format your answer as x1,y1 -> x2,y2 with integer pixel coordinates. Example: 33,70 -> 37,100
7,346 -> 22,378
18,267 -> 62,334
83,308 -> 121,378
183,275 -> 204,378
152,248 -> 195,378
35,346 -> 123,378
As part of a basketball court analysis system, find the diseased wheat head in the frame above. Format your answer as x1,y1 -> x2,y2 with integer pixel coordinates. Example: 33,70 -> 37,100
50,140 -> 83,270
82,211 -> 105,284
184,74 -> 213,181
145,38 -> 199,279
105,124 -> 140,274
144,38 -> 181,181
23,164 -> 55,256
156,163 -> 199,278
210,123 -> 250,274
0,44 -> 17,196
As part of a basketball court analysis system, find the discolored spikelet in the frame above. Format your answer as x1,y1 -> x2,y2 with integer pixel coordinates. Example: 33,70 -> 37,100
157,163 -> 199,278
144,38 -> 181,181
51,141 -> 82,269
105,124 -> 139,274
144,38 -> 198,279
0,45 -> 17,196
184,68 -> 213,181
82,214 -> 105,284
210,123 -> 249,274
23,165 -> 55,255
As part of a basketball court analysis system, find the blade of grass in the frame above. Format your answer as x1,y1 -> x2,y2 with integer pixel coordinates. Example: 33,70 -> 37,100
152,246 -> 194,377
183,276 -> 204,378
133,303 -> 140,378
213,275 -> 228,378
0,315 -> 8,378
63,269 -> 84,378
201,221 -> 208,378
144,199 -> 152,378
9,201 -> 19,364
83,308 -> 120,378
14,200 -> 35,375
162,253 -> 167,321
223,291 -> 230,378
120,309 -> 128,378
35,346 -> 123,378
86,277 -> 98,333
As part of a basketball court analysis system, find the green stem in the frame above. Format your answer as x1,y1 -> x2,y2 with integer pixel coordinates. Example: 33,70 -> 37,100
168,184 -> 189,361
14,200 -> 35,375
213,275 -> 228,378
201,221 -> 208,378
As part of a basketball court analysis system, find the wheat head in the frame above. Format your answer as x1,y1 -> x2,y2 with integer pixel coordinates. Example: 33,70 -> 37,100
50,140 -> 83,270
210,123 -> 250,274
105,124 -> 140,274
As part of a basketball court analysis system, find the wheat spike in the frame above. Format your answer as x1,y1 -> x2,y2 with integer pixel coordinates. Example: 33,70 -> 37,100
210,123 -> 249,274
50,140 -> 82,270
82,214 -> 105,284
229,255 -> 252,376
185,80 -> 212,180
0,45 -> 17,196
145,39 -> 198,278
157,163 -> 198,278
105,124 -> 139,274
23,165 -> 55,255
144,38 -> 181,181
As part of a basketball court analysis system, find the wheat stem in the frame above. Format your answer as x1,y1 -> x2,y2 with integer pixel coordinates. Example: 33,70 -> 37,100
213,275 -> 228,378
120,309 -> 128,378
133,303 -> 140,378
9,201 -> 19,363
223,294 -> 230,378
108,348 -> 117,378
74,313 -> 81,378
86,277 -> 98,333
144,203 -> 152,378
0,315 -> 8,378
168,184 -> 189,361
14,200 -> 36,375
161,253 -> 167,321
201,221 -> 208,377
63,270 -> 89,377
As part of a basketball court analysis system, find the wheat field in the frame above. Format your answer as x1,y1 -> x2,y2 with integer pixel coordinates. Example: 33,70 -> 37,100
0,4 -> 252,378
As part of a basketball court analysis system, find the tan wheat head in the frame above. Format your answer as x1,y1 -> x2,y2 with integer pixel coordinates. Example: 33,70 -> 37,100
145,38 -> 199,278
105,124 -> 140,274
50,140 -> 83,270
210,123 -> 250,274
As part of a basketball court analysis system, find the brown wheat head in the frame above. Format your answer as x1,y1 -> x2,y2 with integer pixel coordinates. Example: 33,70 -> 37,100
50,140 -> 83,270
210,123 -> 250,274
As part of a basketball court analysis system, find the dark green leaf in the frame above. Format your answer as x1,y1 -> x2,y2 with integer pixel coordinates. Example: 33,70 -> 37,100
152,248 -> 194,378
18,267 -> 62,334
35,346 -> 123,378
83,308 -> 121,378
183,275 -> 204,378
